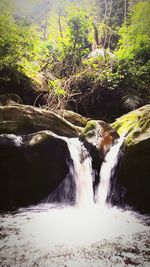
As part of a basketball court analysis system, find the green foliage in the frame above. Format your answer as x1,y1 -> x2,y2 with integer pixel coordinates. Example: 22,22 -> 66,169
0,12 -> 48,84
67,2 -> 150,114
116,2 -> 150,60
48,79 -> 66,96
0,0 -> 149,115
114,1 -> 150,109
49,6 -> 93,77
82,49 -> 123,91
116,58 -> 150,108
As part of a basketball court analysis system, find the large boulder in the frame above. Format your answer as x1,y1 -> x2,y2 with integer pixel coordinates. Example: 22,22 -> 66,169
80,120 -> 119,158
80,120 -> 119,191
0,131 -> 72,211
111,105 -> 150,212
0,104 -> 82,137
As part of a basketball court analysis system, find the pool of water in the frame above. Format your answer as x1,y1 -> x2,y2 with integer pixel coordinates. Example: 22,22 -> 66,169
0,204 -> 150,267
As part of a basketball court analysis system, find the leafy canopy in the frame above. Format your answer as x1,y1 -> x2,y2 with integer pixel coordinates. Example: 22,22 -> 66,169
116,1 -> 150,60
0,12 -> 47,81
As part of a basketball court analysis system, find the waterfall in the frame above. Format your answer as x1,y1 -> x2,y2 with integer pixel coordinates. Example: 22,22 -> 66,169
48,135 -> 125,208
50,135 -> 125,208
66,138 -> 94,207
47,138 -> 94,207
96,135 -> 125,207
2,132 -> 149,260
0,132 -> 124,209
1,133 -> 150,265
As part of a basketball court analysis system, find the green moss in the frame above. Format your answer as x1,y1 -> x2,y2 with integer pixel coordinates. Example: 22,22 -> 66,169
80,120 -> 97,138
111,105 -> 150,146
112,112 -> 139,134
139,117 -> 150,132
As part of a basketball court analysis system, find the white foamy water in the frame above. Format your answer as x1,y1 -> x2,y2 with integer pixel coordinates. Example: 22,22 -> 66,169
96,135 -> 125,207
0,204 -> 149,250
66,138 -> 94,207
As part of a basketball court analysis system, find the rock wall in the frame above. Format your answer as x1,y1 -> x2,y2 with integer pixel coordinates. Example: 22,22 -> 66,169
111,105 -> 150,212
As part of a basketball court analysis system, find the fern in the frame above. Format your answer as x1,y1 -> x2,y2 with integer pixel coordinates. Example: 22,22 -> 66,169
122,90 -> 142,110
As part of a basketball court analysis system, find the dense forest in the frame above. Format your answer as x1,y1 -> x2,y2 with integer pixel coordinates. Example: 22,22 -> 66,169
0,0 -> 150,121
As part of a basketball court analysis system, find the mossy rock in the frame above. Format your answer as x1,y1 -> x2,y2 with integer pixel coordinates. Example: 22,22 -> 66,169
80,120 -> 97,139
80,119 -> 118,156
111,104 -> 150,146
110,105 -> 150,212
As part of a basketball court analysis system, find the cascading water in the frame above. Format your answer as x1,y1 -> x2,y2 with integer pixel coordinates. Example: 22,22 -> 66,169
53,135 -> 125,208
46,138 -> 94,206
96,135 -> 125,207
1,134 -> 150,267
66,138 -> 94,207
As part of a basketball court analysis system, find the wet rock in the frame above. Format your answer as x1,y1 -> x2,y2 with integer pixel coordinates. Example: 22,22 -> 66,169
111,105 -> 150,212
0,104 -> 81,137
80,119 -> 119,159
80,120 -> 119,192
0,131 -> 72,210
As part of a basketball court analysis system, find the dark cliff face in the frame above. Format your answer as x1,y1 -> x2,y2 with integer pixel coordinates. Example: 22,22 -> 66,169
0,132 -> 71,211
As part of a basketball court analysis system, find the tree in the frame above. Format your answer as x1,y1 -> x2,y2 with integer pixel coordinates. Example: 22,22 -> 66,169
115,1 -> 150,109
0,12 -> 46,82
49,5 -> 93,77
116,1 -> 150,60
92,0 -> 129,50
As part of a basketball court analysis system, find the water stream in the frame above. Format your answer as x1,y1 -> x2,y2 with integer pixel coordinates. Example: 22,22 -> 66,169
66,138 -> 94,207
96,135 -> 125,207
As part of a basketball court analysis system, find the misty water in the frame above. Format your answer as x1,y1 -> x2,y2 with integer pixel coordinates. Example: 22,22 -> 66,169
0,137 -> 150,267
